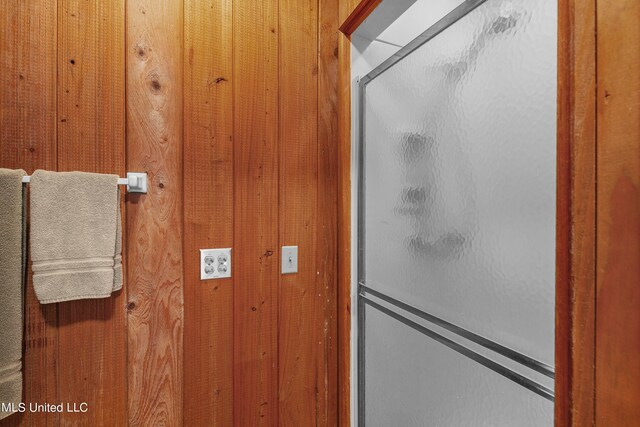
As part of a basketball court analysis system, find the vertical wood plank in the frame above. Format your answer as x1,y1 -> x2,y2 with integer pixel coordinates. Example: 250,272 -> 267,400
0,2 -> 57,172
317,0 -> 340,425
0,2 -> 58,426
278,0 -> 319,425
556,0 -> 597,426
183,0 -> 234,425
233,0 -> 279,425
56,1 -> 127,424
126,0 -> 184,425
57,0 -> 125,172
595,0 -> 640,424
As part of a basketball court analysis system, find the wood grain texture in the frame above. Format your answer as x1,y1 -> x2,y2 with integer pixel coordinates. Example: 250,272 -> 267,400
0,1 -> 343,425
0,2 -> 58,426
317,0 -> 340,424
0,1 -> 57,172
233,0 -> 280,425
595,0 -> 640,424
556,0 -> 597,426
183,0 -> 234,425
56,1 -> 127,424
338,0 -> 381,36
278,0 -> 319,425
126,0 -> 184,425
337,0 -> 358,425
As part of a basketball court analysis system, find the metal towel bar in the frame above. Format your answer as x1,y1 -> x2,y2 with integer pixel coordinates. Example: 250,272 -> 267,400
21,172 -> 148,194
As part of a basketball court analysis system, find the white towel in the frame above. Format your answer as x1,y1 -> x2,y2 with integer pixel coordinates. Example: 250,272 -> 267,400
0,168 -> 26,420
30,170 -> 122,304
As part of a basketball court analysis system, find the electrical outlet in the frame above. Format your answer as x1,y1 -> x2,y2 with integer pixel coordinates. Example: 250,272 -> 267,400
200,248 -> 232,280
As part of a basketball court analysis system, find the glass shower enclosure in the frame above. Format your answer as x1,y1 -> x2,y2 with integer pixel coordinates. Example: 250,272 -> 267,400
356,0 -> 557,425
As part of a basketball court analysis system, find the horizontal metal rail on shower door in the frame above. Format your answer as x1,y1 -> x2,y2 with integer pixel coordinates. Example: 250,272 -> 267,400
360,284 -> 555,379
359,288 -> 555,402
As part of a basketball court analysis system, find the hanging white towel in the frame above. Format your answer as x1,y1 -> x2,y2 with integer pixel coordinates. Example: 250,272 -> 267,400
30,170 -> 122,304
0,168 -> 26,420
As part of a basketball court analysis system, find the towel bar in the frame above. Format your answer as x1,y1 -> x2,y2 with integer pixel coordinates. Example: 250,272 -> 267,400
21,172 -> 148,194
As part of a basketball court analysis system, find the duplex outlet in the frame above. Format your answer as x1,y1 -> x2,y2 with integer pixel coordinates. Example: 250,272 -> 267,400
200,248 -> 232,280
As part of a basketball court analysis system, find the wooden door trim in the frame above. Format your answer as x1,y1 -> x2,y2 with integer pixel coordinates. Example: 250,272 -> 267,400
337,2 -> 361,426
556,0 -> 597,426
339,0 -> 381,36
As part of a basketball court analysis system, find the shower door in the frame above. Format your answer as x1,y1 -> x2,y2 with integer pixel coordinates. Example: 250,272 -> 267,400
357,0 -> 557,425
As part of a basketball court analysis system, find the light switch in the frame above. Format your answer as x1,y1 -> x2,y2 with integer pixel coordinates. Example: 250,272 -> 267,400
281,246 -> 298,274
200,248 -> 232,280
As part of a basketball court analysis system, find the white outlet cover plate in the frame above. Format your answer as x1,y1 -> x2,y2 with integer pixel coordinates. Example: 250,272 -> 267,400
200,248 -> 232,280
281,246 -> 298,274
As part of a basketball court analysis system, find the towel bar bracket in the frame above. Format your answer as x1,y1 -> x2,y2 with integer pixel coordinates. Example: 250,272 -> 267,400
21,172 -> 148,194
124,172 -> 148,193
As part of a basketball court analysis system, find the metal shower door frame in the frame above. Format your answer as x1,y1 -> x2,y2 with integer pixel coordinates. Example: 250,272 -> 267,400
355,0 -> 555,424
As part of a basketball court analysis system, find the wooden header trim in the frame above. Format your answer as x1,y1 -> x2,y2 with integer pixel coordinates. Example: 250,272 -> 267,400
339,0 -> 381,36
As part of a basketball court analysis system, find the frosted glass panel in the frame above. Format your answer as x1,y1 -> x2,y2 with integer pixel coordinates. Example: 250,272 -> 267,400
363,305 -> 553,426
362,0 -> 556,365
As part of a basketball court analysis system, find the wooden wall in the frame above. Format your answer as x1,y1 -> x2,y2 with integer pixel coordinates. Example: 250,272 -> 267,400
0,0 -> 341,425
555,0 -> 640,427
558,0 -> 640,425
595,0 -> 640,424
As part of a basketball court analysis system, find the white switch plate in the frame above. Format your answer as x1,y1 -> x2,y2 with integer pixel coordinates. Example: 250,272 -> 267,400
200,248 -> 232,280
281,246 -> 298,274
